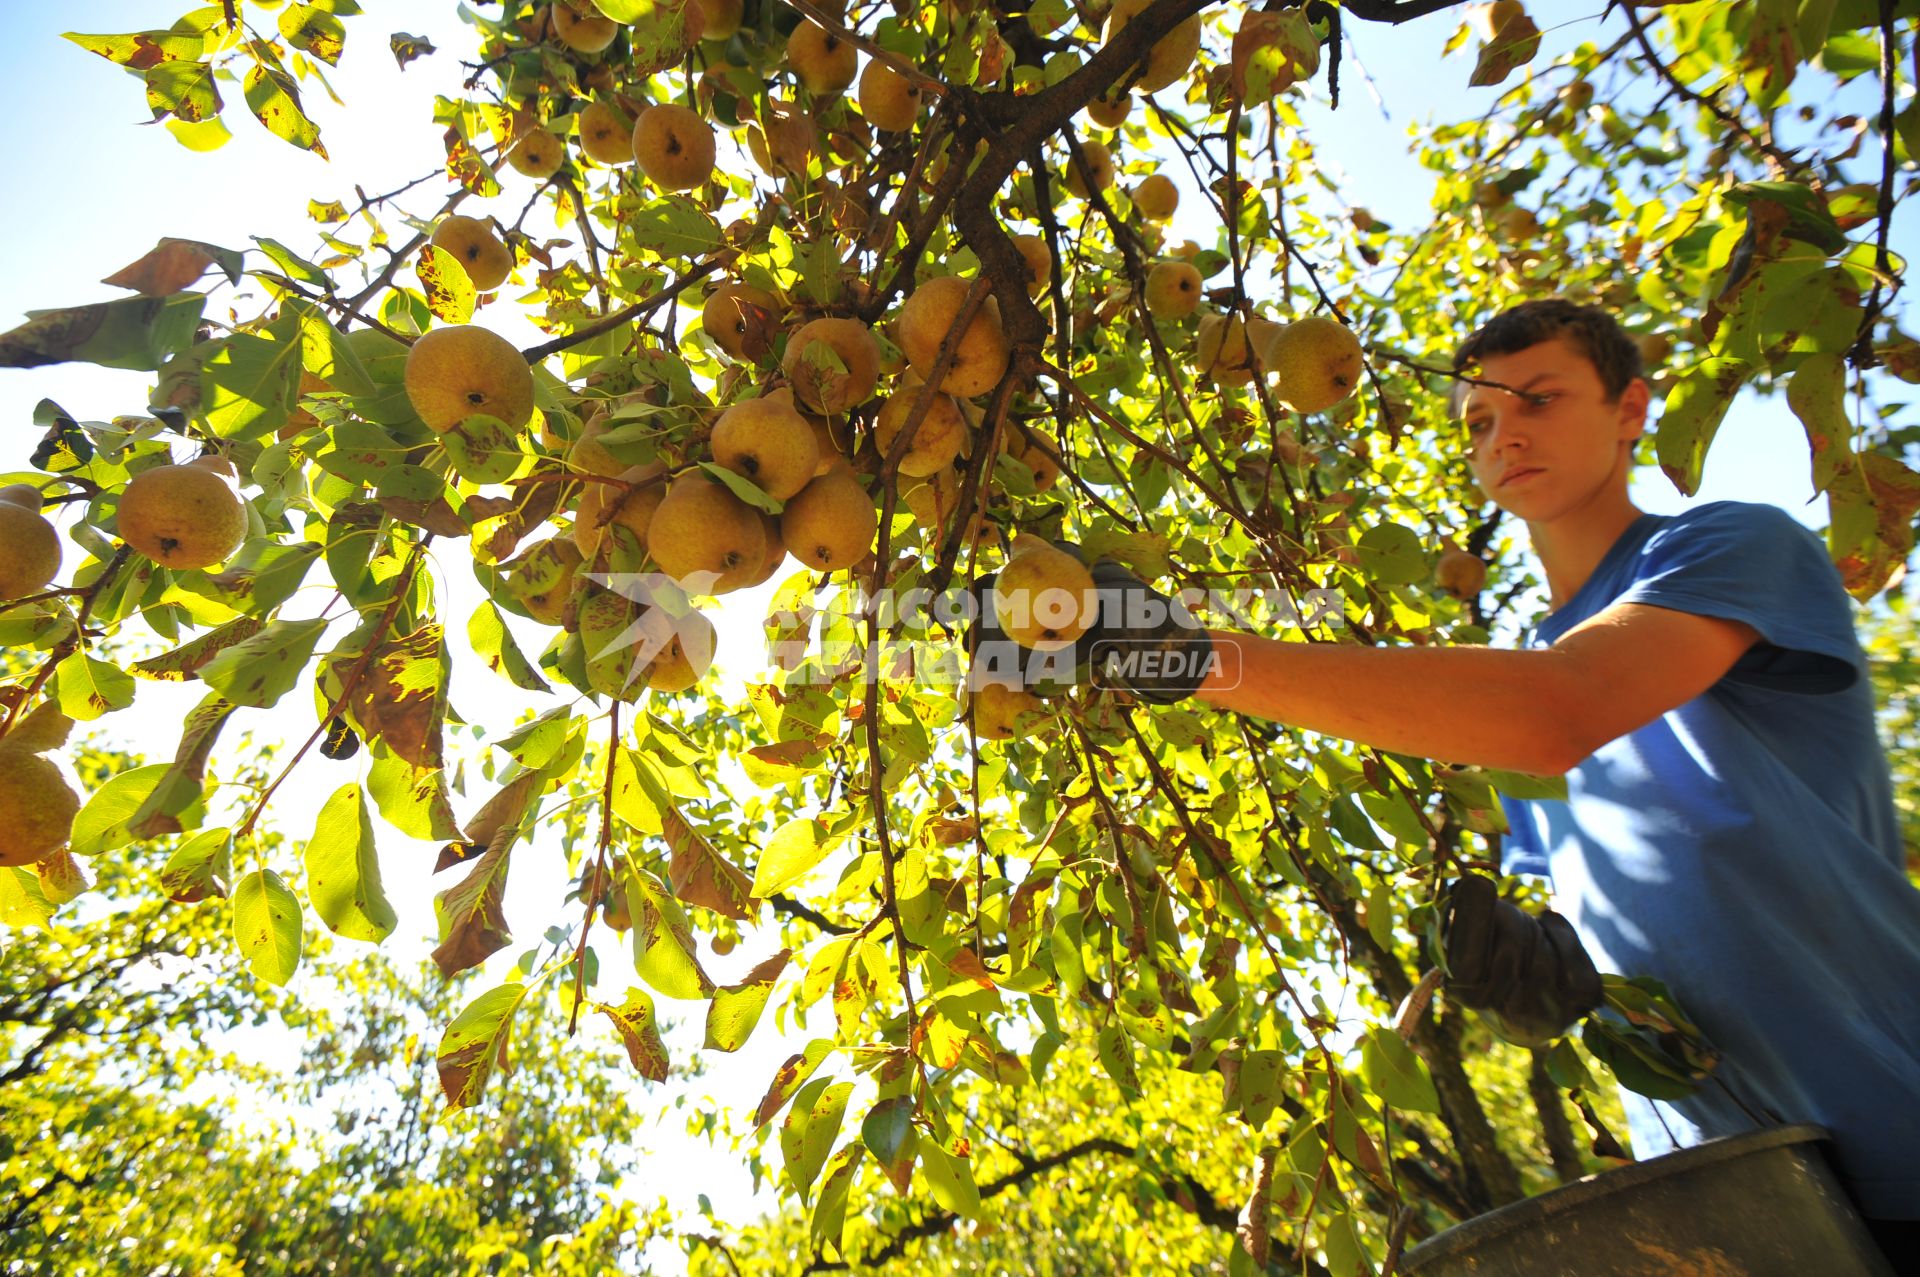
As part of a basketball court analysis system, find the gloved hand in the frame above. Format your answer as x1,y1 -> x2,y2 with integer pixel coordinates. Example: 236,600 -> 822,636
1433,875 -> 1602,1048
965,544 -> 1216,704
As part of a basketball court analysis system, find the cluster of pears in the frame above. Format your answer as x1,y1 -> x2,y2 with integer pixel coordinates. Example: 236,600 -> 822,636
0,705 -> 80,870
968,536 -> 1100,740
0,485 -> 61,602
1192,312 -> 1366,415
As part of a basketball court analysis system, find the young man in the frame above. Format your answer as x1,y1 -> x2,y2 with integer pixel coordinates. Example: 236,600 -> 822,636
976,300 -> 1920,1255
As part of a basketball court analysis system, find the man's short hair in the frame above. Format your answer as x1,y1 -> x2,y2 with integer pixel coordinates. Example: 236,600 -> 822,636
1452,298 -> 1645,403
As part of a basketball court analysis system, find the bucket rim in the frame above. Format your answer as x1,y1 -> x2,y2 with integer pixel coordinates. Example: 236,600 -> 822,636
1403,1123 -> 1833,1266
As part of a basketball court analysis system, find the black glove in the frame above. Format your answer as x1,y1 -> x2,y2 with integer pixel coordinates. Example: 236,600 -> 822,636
1434,875 -> 1602,1048
965,546 -> 1216,704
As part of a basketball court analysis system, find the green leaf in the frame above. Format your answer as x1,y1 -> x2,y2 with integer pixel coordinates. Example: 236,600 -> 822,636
810,1144 -> 864,1258
53,651 -> 135,722
629,870 -> 715,999
70,764 -> 174,857
921,1142 -> 983,1218
65,29 -> 205,68
160,827 -> 233,903
1355,523 -> 1427,585
783,1079 -> 853,1205
166,115 -> 233,151
696,460 -> 782,514
201,332 -> 302,440
1097,1023 -> 1141,1096
1482,768 -> 1569,801
750,816 -> 848,896
469,600 -> 551,692
303,783 -> 396,943
252,236 -> 329,287
232,868 -> 303,986
704,949 -> 790,1052
1786,352 -> 1855,494
596,987 -> 670,1081
244,61 -> 327,157
629,197 -> 724,260
440,414 -> 527,484
417,244 -> 477,324
129,692 -> 237,839
366,752 -> 461,841
1360,1026 -> 1441,1113
1656,357 -> 1752,496
198,616 -> 329,708
0,293 -> 206,371
436,982 -> 527,1108
753,1039 -> 835,1127
145,59 -> 222,123
0,868 -> 55,929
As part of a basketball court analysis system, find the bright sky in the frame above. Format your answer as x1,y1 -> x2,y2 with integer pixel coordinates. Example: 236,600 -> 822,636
1,1 -> 1912,1264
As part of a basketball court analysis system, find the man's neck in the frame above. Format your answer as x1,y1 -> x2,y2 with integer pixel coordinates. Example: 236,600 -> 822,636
1528,489 -> 1646,611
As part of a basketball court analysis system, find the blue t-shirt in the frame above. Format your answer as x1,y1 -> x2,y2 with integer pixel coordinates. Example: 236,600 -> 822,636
1499,500 -> 1920,1220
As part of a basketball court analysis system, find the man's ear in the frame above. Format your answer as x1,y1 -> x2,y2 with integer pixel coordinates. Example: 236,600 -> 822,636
1617,376 -> 1651,439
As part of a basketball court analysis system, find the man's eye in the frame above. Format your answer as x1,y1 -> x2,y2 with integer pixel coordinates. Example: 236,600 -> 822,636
1523,393 -> 1558,410
1464,419 -> 1488,435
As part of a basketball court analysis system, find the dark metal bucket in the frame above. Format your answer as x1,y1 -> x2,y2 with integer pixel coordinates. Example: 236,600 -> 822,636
1403,1124 -> 1895,1276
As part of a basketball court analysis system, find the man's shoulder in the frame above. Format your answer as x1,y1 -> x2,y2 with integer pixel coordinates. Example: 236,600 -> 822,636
1646,499 -> 1809,545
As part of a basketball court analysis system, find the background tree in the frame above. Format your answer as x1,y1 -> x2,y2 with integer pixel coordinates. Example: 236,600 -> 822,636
2,0 -> 1916,1271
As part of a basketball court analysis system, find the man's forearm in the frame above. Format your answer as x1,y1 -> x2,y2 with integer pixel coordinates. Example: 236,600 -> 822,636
1194,629 -> 1587,775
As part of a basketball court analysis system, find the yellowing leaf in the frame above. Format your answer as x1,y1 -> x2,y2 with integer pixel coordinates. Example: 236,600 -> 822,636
436,982 -> 526,1109
597,987 -> 670,1081
101,238 -> 243,296
232,868 -> 303,986
751,816 -> 848,896
304,783 -> 396,943
753,1038 -> 836,1128
704,949 -> 790,1052
665,806 -> 758,921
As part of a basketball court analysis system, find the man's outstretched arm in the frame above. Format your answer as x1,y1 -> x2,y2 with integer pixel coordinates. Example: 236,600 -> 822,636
1194,601 -> 1762,776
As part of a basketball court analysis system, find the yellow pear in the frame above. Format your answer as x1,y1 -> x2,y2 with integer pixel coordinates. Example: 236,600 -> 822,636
1268,315 -> 1364,414
780,470 -> 876,571
738,507 -> 788,587
1005,429 -> 1063,492
1436,548 -> 1488,600
806,404 -> 852,476
702,283 -> 783,361
552,2 -> 620,52
568,409 -> 627,477
643,608 -> 717,692
1230,9 -> 1321,102
748,100 -> 813,177
1194,312 -> 1281,386
1132,174 -> 1178,221
1011,234 -> 1052,297
971,681 -> 1047,741
578,101 -> 635,164
633,104 -> 715,191
511,537 -> 584,624
1063,140 -> 1115,199
429,215 -> 514,291
574,462 -> 668,560
993,537 -> 1096,650
1496,204 -> 1540,241
781,317 -> 881,415
711,394 -> 821,500
1104,0 -> 1201,94
0,747 -> 80,867
1144,261 -> 1202,320
118,459 -> 247,570
898,276 -> 1010,399
647,473 -> 768,592
698,0 -> 744,40
404,324 -> 536,432
787,21 -> 857,96
1086,93 -> 1131,128
0,486 -> 60,601
507,128 -> 566,179
875,375 -> 970,477
859,59 -> 923,131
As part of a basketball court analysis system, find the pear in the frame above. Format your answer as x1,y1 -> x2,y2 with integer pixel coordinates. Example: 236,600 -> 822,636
738,508 -> 788,587
1144,261 -> 1203,320
1063,140 -> 1115,199
404,324 -> 536,432
648,473 -> 768,592
1230,8 -> 1321,101
1086,93 -> 1131,128
859,59 -> 923,132
993,536 -> 1096,650
788,20 -> 858,96
748,100 -> 813,176
698,0 -> 744,40
506,128 -> 566,179
552,2 -> 620,52
898,276 -> 1010,398
1103,0 -> 1201,94
633,104 -> 715,191
578,102 -> 635,165
1268,315 -> 1363,414
118,457 -> 248,570
429,215 -> 514,291
782,317 -> 881,414
0,747 -> 80,867
1006,429 -> 1062,492
702,283 -> 783,361
1637,331 -> 1673,368
971,681 -> 1047,741
780,470 -> 876,571
568,410 -> 628,477
1436,548 -> 1488,600
574,462 -> 668,560
1011,234 -> 1052,297
711,394 -> 821,500
1195,312 -> 1281,386
643,608 -> 717,692
874,375 -> 970,477
511,537 -> 584,625
0,485 -> 60,601
1132,174 -> 1178,221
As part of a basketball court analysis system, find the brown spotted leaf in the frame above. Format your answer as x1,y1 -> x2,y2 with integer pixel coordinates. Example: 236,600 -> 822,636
431,833 -> 514,977
704,949 -> 791,1053
417,244 -> 477,324
130,616 -> 267,682
597,988 -> 670,1081
347,623 -> 449,771
664,806 -> 758,921
36,850 -> 91,906
129,692 -> 237,840
753,1038 -> 836,1128
102,238 -> 244,297
390,32 -> 436,68
436,983 -> 526,1109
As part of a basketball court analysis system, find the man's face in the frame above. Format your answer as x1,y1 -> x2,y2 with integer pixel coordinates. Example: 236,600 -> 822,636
1457,337 -> 1650,523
